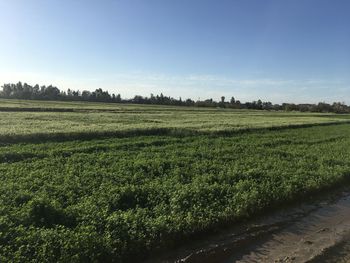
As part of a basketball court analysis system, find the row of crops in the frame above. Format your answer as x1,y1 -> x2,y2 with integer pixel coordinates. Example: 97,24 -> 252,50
1,97 -> 350,142
1,122 -> 350,262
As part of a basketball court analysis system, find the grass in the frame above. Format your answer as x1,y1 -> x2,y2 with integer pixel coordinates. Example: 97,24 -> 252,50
1,99 -> 350,262
1,98 -> 350,143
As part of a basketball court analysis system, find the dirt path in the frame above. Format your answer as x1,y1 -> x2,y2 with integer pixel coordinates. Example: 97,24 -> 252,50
148,188 -> 350,263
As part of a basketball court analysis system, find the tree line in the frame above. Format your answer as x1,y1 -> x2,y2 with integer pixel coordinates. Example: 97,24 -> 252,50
1,82 -> 349,113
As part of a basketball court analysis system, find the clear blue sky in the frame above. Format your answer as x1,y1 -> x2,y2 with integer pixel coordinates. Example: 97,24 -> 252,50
1,0 -> 350,103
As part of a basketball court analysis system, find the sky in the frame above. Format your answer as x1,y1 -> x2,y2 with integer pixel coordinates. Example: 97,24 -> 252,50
1,0 -> 350,103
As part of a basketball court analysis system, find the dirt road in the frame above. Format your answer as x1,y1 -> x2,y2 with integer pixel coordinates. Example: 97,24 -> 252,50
149,188 -> 350,263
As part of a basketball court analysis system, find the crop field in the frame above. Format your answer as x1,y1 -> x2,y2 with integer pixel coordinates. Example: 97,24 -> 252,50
1,99 -> 350,262
0,98 -> 349,142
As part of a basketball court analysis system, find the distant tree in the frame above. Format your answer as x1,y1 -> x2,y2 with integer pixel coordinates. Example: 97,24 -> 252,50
257,99 -> 263,109
2,84 -> 12,97
15,82 -> 23,98
67,89 -> 73,97
115,94 -> 121,102
81,90 -> 91,100
2,81 -> 350,113
22,83 -> 32,99
43,85 -> 60,100
33,84 -> 40,98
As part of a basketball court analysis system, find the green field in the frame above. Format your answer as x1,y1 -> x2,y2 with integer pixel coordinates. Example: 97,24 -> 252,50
0,98 -> 349,142
1,99 -> 350,262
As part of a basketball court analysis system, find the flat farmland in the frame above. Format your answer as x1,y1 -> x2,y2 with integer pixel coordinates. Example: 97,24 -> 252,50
1,99 -> 350,262
0,99 -> 349,142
